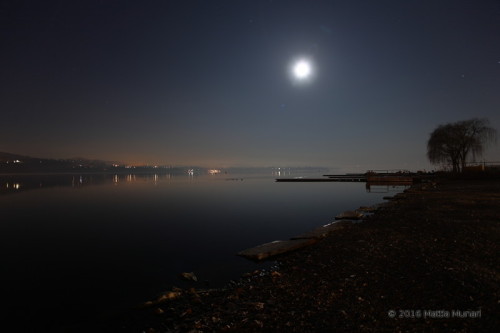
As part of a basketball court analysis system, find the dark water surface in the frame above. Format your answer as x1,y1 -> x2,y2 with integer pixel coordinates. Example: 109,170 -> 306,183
1,172 -> 405,330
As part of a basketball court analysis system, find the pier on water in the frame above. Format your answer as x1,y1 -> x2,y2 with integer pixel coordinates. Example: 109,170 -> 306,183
275,171 -> 415,184
275,174 -> 366,182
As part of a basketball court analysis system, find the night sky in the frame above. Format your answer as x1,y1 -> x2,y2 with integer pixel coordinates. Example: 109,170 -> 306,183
2,0 -> 499,170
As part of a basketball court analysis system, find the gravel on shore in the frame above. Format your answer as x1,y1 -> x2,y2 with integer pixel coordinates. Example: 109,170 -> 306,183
72,177 -> 500,332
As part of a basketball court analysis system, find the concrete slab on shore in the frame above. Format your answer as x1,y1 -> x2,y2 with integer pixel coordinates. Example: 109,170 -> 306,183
291,221 -> 351,240
237,239 -> 317,261
335,210 -> 364,220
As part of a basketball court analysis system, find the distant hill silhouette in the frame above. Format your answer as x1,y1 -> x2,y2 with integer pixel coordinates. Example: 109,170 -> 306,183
0,152 -> 33,162
0,152 -> 118,173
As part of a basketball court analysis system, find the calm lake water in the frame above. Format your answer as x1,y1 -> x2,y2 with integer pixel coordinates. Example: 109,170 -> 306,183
1,171 -> 405,330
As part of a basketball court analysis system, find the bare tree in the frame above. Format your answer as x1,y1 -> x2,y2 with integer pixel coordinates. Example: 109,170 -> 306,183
427,118 -> 497,172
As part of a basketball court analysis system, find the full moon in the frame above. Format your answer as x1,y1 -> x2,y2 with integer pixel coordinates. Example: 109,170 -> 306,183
293,60 -> 311,79
289,57 -> 315,84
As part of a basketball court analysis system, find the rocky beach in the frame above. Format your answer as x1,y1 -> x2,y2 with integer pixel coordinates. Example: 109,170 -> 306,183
71,176 -> 499,332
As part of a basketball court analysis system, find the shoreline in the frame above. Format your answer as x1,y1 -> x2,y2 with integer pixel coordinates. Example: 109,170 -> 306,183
70,177 -> 499,332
